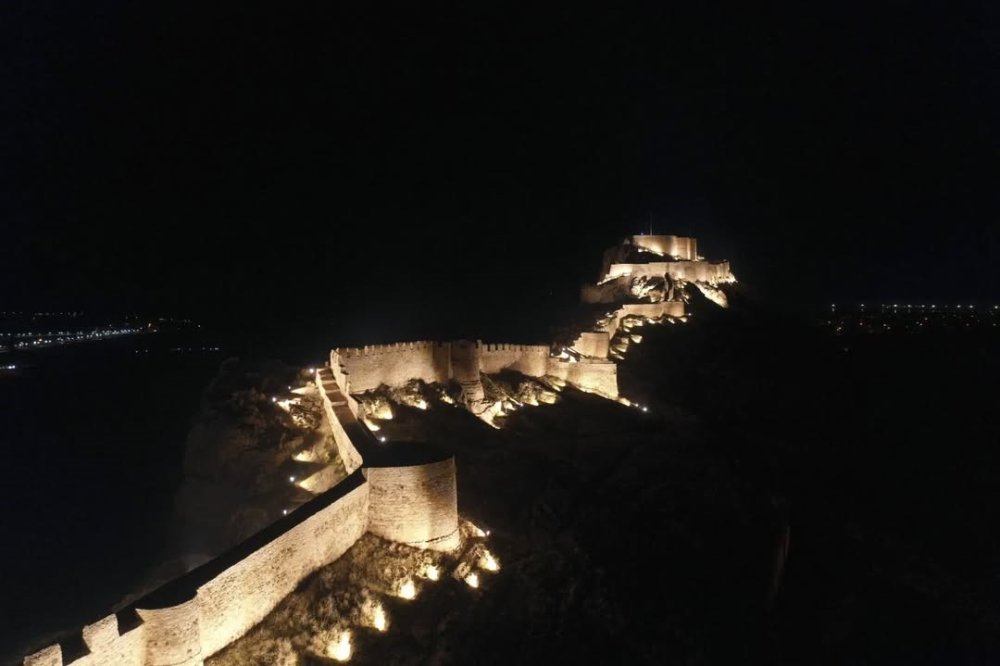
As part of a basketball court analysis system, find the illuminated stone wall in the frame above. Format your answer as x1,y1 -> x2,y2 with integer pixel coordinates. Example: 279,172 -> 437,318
79,615 -> 145,666
327,353 -> 361,418
605,260 -> 733,284
335,340 -> 550,393
335,342 -> 452,393
478,342 -> 549,375
137,597 -> 201,666
664,260 -> 732,283
316,367 -> 364,474
546,358 -> 619,398
366,458 -> 460,552
24,615 -> 147,666
196,480 -> 370,657
334,337 -> 618,400
572,332 -> 610,359
450,340 -> 485,403
22,350 -> 461,666
296,464 -> 340,494
24,479 -> 372,666
631,234 -> 698,260
24,645 -> 62,666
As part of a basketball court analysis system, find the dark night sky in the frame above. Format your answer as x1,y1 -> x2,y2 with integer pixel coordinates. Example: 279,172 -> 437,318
3,3 -> 998,324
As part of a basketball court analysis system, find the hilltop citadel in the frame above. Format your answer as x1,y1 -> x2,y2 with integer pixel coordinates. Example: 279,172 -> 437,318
23,233 -> 734,666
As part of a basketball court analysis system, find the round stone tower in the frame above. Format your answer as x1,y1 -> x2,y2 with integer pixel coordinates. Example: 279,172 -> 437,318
450,339 -> 485,406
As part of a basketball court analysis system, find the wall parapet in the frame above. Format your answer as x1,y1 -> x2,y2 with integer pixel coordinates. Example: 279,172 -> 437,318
335,341 -> 448,358
478,341 -> 550,354
23,352 -> 460,666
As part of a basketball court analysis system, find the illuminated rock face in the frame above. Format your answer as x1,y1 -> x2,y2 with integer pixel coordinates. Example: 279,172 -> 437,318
23,362 -> 458,666
317,366 -> 366,474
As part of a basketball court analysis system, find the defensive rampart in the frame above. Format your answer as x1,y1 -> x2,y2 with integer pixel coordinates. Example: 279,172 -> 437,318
26,473 -> 371,666
316,366 -> 364,474
605,301 -> 686,337
334,342 -> 452,393
478,342 -> 549,375
25,361 -> 459,666
335,340 -> 550,391
571,331 -> 610,359
366,458 -> 460,551
545,358 -> 619,398
630,234 -> 698,260
606,260 -> 733,284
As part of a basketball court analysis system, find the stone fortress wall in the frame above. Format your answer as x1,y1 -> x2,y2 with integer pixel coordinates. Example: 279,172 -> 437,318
571,332 -> 610,360
605,260 -> 733,284
478,343 -> 549,376
603,301 -> 687,338
450,340 -> 486,403
544,358 -> 619,397
630,234 -> 698,260
25,361 -> 458,666
334,341 -> 452,393
334,340 -> 618,399
574,233 -> 731,369
26,473 -> 371,666
193,478 -> 370,658
22,232 -> 728,666
366,458 -> 460,551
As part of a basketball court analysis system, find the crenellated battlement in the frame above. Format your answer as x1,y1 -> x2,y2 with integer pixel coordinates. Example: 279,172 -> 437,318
479,341 -> 549,354
335,340 -> 448,358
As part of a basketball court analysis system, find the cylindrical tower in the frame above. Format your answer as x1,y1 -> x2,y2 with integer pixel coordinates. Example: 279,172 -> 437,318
450,339 -> 485,405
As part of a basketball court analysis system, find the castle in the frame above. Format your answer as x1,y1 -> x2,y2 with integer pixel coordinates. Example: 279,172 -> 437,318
21,233 -> 733,666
